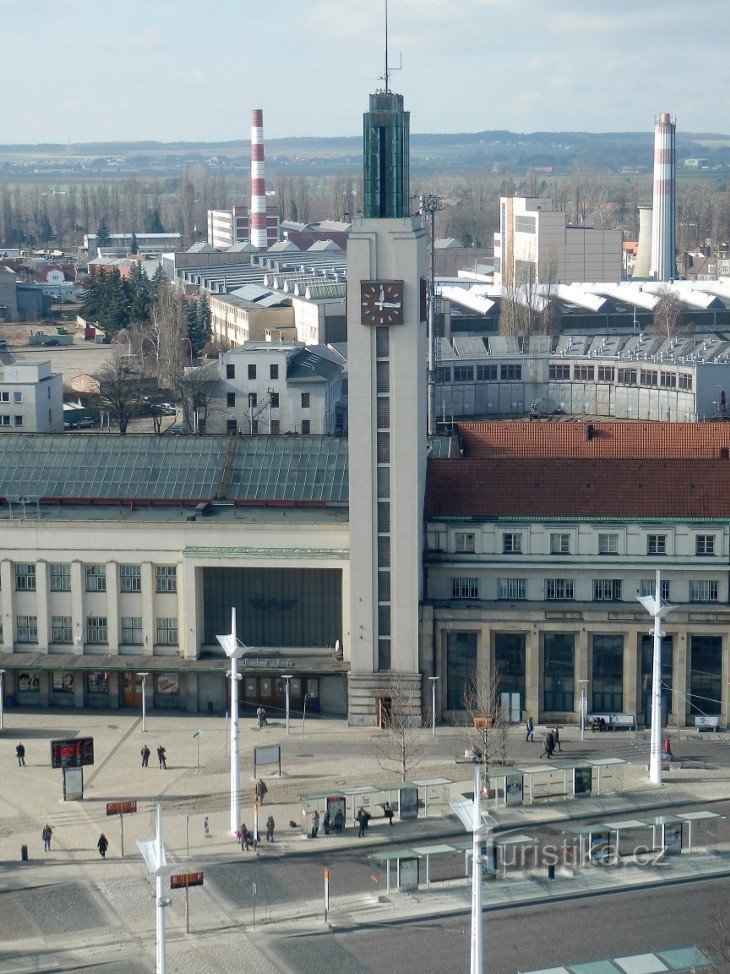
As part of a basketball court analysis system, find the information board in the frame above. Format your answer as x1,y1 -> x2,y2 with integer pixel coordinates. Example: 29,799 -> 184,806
170,872 -> 204,889
51,737 -> 95,769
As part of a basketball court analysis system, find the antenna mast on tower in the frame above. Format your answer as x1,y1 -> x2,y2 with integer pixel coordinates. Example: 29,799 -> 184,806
381,0 -> 401,92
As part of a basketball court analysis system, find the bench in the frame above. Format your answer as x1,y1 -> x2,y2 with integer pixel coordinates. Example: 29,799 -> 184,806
695,716 -> 721,733
587,713 -> 635,732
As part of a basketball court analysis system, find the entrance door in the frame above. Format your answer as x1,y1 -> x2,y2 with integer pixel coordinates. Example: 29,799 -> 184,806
377,697 -> 392,728
121,673 -> 142,708
500,691 -> 521,723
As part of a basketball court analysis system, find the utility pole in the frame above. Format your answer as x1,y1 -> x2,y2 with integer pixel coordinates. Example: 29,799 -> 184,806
420,194 -> 444,437
637,570 -> 676,785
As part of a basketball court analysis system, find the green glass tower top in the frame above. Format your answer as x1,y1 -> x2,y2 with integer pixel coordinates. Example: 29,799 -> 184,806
363,91 -> 410,219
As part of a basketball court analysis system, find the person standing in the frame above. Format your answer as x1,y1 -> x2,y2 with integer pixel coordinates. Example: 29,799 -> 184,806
141,745 -> 151,768
256,706 -> 266,730
663,737 -> 674,762
16,743 -> 25,767
266,815 -> 275,843
42,824 -> 53,852
553,727 -> 562,752
383,801 -> 394,826
157,745 -> 167,769
525,717 -> 535,743
97,834 -> 109,859
323,809 -> 331,835
357,807 -> 371,838
334,807 -> 344,835
310,809 -> 320,839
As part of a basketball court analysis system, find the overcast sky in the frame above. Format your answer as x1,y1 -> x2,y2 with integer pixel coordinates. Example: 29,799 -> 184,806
0,0 -> 726,144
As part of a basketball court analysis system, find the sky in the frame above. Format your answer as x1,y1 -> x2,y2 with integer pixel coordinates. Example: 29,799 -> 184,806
0,0 -> 726,144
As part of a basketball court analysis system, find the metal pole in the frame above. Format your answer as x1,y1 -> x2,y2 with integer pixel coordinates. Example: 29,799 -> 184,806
185,884 -> 190,935
186,814 -> 190,858
471,762 -> 483,974
0,670 -> 5,730
155,803 -> 167,974
120,811 -> 125,858
650,570 -> 663,785
302,693 -> 308,733
252,882 -> 257,931
429,677 -> 439,737
230,608 -> 241,836
138,673 -> 148,733
284,675 -> 291,735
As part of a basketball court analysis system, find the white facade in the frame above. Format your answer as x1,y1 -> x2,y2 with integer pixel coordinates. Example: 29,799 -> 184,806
0,360 -> 63,431
84,232 -> 182,258
208,292 -> 294,347
347,215 -> 428,723
494,197 -> 622,286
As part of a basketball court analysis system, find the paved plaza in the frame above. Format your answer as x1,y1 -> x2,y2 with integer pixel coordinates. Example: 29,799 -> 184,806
1,708 -> 729,972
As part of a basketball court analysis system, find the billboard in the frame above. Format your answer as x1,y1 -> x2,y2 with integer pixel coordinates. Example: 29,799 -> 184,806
51,737 -> 95,769
170,872 -> 204,889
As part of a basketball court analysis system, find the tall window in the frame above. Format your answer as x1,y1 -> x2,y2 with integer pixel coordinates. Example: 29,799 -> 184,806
87,617 -> 108,644
121,616 -> 143,645
15,563 -> 36,591
50,563 -> 71,592
503,533 -> 522,554
690,579 -> 718,603
647,534 -> 667,555
550,533 -> 570,555
446,632 -> 477,710
545,578 -> 574,600
592,635 -> 623,712
301,392 -> 310,408
455,532 -> 476,553
155,566 -> 177,594
270,393 -> 280,409
640,635 -> 673,723
17,615 -> 38,644
498,578 -> 526,600
543,633 -> 574,712
593,579 -> 622,601
120,565 -> 141,593
640,578 -> 671,602
85,565 -> 106,592
156,617 -> 179,645
227,392 -> 236,407
270,364 -> 279,379
598,533 -> 618,555
301,420 -> 311,434
452,577 -> 479,600
689,636 -> 722,715
248,364 -> 256,380
226,364 -> 235,379
494,633 -> 526,700
51,615 -> 73,644
696,535 -> 716,555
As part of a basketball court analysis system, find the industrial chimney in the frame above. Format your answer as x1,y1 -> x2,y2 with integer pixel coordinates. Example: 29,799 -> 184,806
650,113 -> 676,281
250,109 -> 267,250
632,204 -> 653,278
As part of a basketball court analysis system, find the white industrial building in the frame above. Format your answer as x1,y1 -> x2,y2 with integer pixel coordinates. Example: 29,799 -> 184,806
494,197 -> 622,286
84,232 -> 183,259
0,360 -> 63,432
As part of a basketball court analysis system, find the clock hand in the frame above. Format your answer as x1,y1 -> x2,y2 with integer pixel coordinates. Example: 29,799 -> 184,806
379,285 -> 385,303
380,301 -> 401,309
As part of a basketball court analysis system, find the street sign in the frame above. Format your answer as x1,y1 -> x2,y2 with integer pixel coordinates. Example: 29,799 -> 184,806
106,800 -> 138,816
170,872 -> 204,889
51,737 -> 95,769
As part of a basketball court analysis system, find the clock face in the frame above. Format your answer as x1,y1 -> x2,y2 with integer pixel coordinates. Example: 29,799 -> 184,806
360,280 -> 404,326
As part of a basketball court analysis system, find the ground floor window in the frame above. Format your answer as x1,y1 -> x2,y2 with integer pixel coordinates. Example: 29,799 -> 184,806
689,635 -> 722,715
592,635 -> 623,712
543,633 -> 574,712
446,632 -> 477,710
640,635 -> 673,722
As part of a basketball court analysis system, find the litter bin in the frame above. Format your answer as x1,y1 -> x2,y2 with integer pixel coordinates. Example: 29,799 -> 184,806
6,696 -> 13,707
21,845 -> 28,861
547,864 -> 555,880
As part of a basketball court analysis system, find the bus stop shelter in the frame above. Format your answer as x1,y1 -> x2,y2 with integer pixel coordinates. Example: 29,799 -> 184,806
485,758 -> 625,806
300,778 -> 451,832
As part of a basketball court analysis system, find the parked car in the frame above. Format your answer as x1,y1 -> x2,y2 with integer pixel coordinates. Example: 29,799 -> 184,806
159,403 -> 177,415
76,416 -> 95,428
41,338 -> 60,346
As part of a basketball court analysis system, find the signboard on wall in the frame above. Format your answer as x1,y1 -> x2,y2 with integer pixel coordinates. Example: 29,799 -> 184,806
157,673 -> 179,695
86,672 -> 109,694
18,672 -> 40,692
53,673 -> 74,693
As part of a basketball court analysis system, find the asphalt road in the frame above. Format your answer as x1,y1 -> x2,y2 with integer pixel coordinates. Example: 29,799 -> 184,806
265,878 -> 730,974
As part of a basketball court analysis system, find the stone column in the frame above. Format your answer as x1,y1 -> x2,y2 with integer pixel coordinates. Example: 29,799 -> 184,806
185,673 -> 198,714
722,634 -> 729,729
70,561 -> 84,654
141,562 -> 154,656
525,628 -> 540,721
36,561 -> 49,652
38,670 -> 50,707
674,628 -> 689,728
106,562 -> 120,653
623,630 -> 640,720
182,561 -> 200,660
74,674 -> 84,710
575,629 -> 589,718
1,560 -> 15,647
108,672 -> 120,710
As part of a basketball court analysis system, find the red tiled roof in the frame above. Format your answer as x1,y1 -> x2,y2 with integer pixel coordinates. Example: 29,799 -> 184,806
424,458 -> 730,519
458,422 -> 730,460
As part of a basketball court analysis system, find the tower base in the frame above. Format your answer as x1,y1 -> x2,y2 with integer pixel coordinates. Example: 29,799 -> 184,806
347,671 -> 422,727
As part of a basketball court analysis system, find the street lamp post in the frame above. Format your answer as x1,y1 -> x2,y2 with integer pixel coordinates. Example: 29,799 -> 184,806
216,607 -> 247,835
577,679 -> 588,741
283,675 -> 292,735
637,569 -> 676,785
428,676 -> 439,737
0,669 -> 5,730
138,803 -> 169,974
138,672 -> 149,732
470,756 -> 483,974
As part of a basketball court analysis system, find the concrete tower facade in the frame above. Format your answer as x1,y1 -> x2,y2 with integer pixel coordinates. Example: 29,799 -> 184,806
250,109 -> 268,250
347,89 -> 427,725
650,113 -> 676,281
633,204 -> 654,279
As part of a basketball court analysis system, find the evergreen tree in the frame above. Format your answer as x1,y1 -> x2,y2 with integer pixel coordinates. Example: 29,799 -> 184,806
96,217 -> 111,247
150,264 -> 167,302
129,263 -> 152,324
197,292 -> 211,347
130,231 -> 139,255
145,208 -> 165,234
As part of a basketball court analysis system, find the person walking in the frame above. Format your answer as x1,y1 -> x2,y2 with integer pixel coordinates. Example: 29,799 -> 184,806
42,824 -> 53,852
254,778 -> 268,805
553,727 -> 562,752
16,743 -> 25,767
525,717 -> 535,743
383,801 -> 394,826
540,731 -> 554,760
140,744 -> 151,768
157,745 -> 167,769
333,807 -> 344,835
256,706 -> 267,730
663,737 -> 674,762
266,815 -> 275,843
238,823 -> 252,851
323,809 -> 331,835
97,834 -> 109,859
357,807 -> 371,838
310,810 -> 320,839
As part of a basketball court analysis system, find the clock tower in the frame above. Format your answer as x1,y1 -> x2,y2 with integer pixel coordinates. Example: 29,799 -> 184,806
347,89 -> 427,725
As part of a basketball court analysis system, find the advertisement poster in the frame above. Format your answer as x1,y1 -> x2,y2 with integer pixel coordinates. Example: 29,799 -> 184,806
18,672 -> 40,692
663,822 -> 683,855
505,773 -> 524,807
87,672 -> 109,694
574,766 -> 593,796
399,786 -> 418,820
157,673 -> 179,695
53,673 -> 74,693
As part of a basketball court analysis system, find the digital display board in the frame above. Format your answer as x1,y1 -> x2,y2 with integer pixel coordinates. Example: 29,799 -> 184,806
51,737 -> 95,769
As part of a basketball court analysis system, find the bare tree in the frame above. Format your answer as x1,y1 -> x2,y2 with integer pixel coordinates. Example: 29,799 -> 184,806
151,284 -> 187,390
707,905 -> 730,972
370,675 -> 431,782
459,666 -> 511,776
179,365 -> 220,433
651,288 -> 687,339
94,351 -> 147,434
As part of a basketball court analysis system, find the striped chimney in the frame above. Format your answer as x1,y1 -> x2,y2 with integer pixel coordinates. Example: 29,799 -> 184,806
250,108 -> 267,249
650,112 -> 676,282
